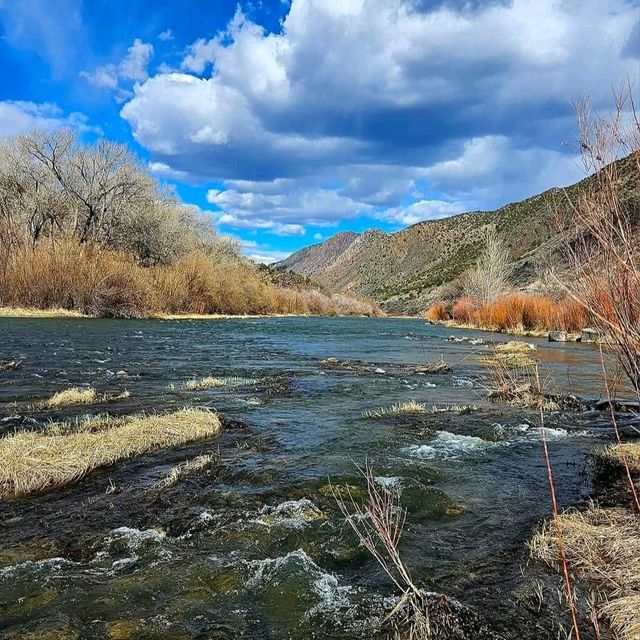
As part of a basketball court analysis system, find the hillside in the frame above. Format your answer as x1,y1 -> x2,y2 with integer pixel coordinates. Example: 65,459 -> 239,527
277,154 -> 640,314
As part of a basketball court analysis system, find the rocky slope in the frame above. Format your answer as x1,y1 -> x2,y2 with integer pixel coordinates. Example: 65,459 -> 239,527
277,154 -> 639,314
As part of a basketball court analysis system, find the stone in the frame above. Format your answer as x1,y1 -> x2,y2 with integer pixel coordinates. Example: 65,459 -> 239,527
548,330 -> 567,342
580,328 -> 600,343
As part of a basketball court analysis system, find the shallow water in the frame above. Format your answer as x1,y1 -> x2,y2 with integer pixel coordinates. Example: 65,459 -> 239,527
0,317 -> 617,639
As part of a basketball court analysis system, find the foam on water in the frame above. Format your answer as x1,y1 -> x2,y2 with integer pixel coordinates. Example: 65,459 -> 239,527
0,557 -> 75,579
256,498 -> 325,528
245,548 -> 351,616
403,430 -> 488,459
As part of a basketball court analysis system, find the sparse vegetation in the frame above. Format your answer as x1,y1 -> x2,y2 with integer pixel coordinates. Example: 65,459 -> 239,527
362,402 -> 477,419
464,228 -> 512,305
158,453 -> 219,487
530,506 -> 640,639
179,376 -> 257,391
0,408 -> 222,497
44,387 -> 97,408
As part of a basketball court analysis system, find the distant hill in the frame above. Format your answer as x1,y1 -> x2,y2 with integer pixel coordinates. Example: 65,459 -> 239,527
277,154 -> 639,314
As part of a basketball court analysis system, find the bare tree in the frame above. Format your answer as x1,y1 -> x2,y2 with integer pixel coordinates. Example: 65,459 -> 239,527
464,228 -> 512,305
0,129 -> 232,266
559,84 -> 640,394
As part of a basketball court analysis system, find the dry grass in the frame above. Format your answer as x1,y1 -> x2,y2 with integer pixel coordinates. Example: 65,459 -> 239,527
602,443 -> 640,474
179,376 -> 257,391
158,453 -> 218,487
530,506 -> 640,639
362,402 -> 477,419
0,306 -> 86,318
0,239 -> 381,319
602,594 -> 640,640
495,340 -> 536,354
0,408 -> 222,497
478,351 -> 537,368
44,387 -> 97,408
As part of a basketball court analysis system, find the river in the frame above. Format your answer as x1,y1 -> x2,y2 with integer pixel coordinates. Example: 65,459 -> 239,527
0,317 -> 616,639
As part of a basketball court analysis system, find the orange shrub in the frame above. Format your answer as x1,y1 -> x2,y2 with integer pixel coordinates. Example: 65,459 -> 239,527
553,297 -> 590,332
451,297 -> 476,324
521,295 -> 554,331
425,302 -> 449,321
471,294 -> 557,332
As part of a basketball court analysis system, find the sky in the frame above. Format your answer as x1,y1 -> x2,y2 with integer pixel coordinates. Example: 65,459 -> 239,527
0,0 -> 638,263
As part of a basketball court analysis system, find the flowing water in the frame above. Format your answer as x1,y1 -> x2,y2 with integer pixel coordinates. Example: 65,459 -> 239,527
0,317 -> 620,639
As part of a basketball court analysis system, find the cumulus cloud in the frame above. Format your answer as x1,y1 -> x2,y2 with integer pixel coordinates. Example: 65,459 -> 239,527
119,0 -> 637,232
0,101 -> 101,138
206,179 -> 373,233
82,38 -> 154,93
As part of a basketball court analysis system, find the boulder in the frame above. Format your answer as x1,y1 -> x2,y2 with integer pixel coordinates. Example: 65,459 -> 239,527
580,328 -> 600,343
548,330 -> 567,342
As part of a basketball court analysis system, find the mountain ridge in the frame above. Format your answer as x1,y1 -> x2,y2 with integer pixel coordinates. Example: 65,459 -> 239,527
276,154 -> 640,314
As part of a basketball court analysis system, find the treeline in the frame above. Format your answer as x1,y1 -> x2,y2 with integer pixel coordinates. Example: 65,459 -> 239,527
0,130 -> 381,318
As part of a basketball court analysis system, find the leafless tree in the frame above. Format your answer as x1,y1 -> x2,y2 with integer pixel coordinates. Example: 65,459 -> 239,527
0,129 -> 232,266
464,228 -> 512,305
559,84 -> 640,394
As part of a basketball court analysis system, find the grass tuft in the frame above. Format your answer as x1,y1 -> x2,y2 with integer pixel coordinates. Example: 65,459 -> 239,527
179,376 -> 258,391
159,453 -> 218,487
494,340 -> 536,354
0,408 -> 222,497
45,387 -> 97,408
362,402 -> 477,419
530,506 -> 640,639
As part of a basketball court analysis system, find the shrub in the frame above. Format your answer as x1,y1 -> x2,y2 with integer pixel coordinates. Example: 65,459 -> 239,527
553,297 -> 590,332
451,297 -> 475,324
425,302 -> 449,321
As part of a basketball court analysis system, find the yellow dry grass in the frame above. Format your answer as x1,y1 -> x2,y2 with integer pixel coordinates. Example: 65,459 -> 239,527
603,442 -> 640,474
494,340 -> 536,354
179,376 -> 257,391
602,594 -> 640,640
530,506 -> 640,639
0,408 -> 222,497
159,453 -> 218,487
0,306 -> 87,318
44,387 -> 97,408
362,401 -> 477,419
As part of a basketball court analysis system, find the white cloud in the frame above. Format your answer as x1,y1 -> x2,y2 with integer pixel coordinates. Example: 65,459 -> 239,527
0,101 -> 101,138
82,38 -> 154,92
207,181 -> 372,231
246,250 -> 291,264
158,29 -> 174,42
378,199 -> 467,226
119,38 -> 154,81
119,0 -> 637,231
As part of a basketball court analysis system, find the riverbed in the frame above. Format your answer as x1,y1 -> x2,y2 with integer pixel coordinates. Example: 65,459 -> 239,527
0,317 -> 616,639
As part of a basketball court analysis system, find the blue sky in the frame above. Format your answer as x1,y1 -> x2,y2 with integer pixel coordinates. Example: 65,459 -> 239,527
0,0 -> 638,262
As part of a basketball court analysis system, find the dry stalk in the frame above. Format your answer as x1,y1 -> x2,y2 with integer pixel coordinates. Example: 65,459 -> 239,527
331,462 -> 432,638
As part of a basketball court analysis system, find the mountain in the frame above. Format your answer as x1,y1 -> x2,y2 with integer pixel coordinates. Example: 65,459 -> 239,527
277,154 -> 640,314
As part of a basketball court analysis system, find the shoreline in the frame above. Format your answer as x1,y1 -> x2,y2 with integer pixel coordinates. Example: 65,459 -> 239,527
0,307 -> 391,321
